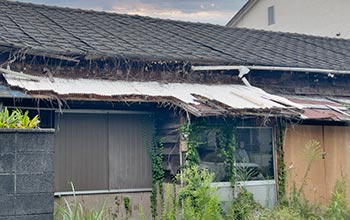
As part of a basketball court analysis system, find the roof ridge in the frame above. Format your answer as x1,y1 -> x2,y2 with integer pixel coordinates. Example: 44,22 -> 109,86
3,0 -> 225,28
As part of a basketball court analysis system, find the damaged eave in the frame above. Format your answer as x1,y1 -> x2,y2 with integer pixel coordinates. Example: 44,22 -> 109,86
285,96 -> 350,122
2,73 -> 304,118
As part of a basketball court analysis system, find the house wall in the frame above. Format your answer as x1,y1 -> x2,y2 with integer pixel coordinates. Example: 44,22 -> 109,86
231,0 -> 350,39
284,125 -> 350,204
249,70 -> 350,97
0,129 -> 55,220
55,191 -> 152,220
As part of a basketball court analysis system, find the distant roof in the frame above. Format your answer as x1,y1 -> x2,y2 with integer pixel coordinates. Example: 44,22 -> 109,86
226,0 -> 257,27
1,0 -> 350,70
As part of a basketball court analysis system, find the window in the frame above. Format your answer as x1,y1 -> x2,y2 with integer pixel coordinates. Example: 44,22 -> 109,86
54,112 -> 154,192
268,6 -> 275,25
198,127 -> 274,182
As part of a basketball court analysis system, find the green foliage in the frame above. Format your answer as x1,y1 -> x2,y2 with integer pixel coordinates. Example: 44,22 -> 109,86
178,166 -> 223,220
54,183 -> 108,220
138,205 -> 145,220
226,187 -> 261,220
235,164 -> 257,182
326,178 -> 350,220
181,120 -> 237,184
258,206 -> 303,220
216,127 -> 237,186
181,121 -> 200,167
281,140 -> 324,220
162,184 -> 178,220
123,197 -> 131,219
0,107 -> 40,129
297,140 -> 322,198
150,137 -> 165,219
276,120 -> 286,202
111,196 -> 120,219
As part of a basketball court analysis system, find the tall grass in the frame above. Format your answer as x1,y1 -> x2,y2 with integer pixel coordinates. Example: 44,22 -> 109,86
55,140 -> 350,220
55,183 -> 109,220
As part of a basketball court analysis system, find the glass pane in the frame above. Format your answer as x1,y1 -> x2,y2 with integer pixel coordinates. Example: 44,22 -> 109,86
235,128 -> 274,180
197,127 -> 274,182
268,6 -> 275,25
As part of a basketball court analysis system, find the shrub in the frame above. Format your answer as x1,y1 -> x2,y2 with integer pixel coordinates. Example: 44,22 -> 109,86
325,177 -> 350,220
226,187 -> 261,220
0,107 -> 39,128
178,166 -> 223,220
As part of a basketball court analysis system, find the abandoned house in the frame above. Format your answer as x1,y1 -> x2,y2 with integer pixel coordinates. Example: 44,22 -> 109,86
0,0 -> 350,219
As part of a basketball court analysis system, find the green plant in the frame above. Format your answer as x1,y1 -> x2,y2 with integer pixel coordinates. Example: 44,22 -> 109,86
226,187 -> 261,220
150,137 -> 165,219
143,117 -> 165,219
181,120 -> 237,184
124,196 -> 131,219
181,121 -> 200,167
235,163 -> 257,182
138,205 -> 145,220
297,140 -> 322,197
258,206 -> 303,220
178,166 -> 223,220
111,196 -> 120,219
276,120 -> 287,203
0,107 -> 40,128
55,183 -> 109,220
162,184 -> 177,220
326,177 -> 350,220
283,140 -> 323,220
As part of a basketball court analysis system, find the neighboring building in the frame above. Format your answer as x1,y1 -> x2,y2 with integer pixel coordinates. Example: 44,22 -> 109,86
1,0 -> 350,218
227,0 -> 350,39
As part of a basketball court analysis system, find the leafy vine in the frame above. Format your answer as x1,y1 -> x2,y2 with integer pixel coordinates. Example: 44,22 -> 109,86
143,119 -> 165,219
180,119 -> 237,185
276,120 -> 287,202
150,137 -> 165,219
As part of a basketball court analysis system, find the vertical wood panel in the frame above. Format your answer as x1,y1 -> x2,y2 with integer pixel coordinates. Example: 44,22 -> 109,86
108,114 -> 153,189
54,113 -> 109,191
284,125 -> 327,203
324,126 -> 350,202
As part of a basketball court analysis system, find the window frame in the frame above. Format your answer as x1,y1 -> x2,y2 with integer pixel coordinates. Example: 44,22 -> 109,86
267,6 -> 275,25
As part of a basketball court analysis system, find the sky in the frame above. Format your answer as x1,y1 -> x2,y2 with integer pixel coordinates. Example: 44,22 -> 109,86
16,0 -> 247,25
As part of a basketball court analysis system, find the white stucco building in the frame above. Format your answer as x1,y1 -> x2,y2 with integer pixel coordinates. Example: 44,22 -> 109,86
227,0 -> 350,39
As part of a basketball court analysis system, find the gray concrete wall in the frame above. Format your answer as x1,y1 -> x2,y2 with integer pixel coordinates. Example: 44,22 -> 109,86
0,129 -> 54,220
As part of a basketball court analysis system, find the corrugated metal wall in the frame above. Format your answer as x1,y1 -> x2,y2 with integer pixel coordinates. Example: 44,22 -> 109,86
54,112 -> 153,192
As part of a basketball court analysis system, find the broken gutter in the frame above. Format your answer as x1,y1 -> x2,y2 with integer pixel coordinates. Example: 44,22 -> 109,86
191,65 -> 350,75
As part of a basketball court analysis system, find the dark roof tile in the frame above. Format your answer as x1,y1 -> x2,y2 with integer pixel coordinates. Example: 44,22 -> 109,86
0,0 -> 350,70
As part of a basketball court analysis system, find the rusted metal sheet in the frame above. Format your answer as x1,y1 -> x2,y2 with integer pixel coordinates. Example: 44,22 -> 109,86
3,74 -> 302,117
287,96 -> 350,121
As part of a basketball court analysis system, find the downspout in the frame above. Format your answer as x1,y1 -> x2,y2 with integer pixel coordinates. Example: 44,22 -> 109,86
238,66 -> 251,86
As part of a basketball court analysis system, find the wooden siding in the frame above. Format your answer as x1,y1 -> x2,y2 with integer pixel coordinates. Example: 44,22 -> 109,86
284,125 -> 350,204
54,113 -> 153,192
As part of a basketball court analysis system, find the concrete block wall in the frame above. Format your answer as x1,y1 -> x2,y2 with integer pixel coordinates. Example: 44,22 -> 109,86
0,129 -> 54,219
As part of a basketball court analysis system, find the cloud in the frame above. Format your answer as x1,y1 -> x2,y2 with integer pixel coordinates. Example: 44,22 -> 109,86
111,4 -> 237,25
16,0 -> 247,25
